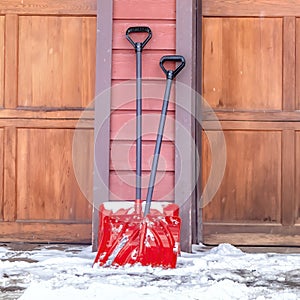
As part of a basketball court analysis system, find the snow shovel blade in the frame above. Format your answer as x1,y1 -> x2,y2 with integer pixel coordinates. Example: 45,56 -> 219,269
93,201 -> 181,268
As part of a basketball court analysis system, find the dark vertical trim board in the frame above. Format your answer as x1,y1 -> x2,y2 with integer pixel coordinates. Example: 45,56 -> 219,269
195,0 -> 203,244
176,0 -> 198,252
93,0 -> 113,251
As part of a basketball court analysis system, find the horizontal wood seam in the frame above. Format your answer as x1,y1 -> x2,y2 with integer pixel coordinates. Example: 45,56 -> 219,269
203,0 -> 300,17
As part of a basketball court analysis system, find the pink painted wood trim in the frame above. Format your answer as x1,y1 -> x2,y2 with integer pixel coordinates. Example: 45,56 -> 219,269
110,141 -> 175,171
113,0 -> 176,20
111,51 -> 176,80
110,111 -> 175,141
110,171 -> 175,201
113,20 -> 175,50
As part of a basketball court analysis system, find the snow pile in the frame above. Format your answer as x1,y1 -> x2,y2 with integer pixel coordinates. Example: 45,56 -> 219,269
0,243 -> 300,300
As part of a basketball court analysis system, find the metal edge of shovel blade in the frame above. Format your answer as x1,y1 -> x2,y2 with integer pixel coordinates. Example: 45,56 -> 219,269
103,235 -> 129,267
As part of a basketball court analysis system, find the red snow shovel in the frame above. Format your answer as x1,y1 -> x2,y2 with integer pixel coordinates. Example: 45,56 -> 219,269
93,28 -> 186,268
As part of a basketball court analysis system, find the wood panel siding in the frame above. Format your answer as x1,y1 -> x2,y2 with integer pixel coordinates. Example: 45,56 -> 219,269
0,128 -> 3,220
113,21 -> 175,50
0,0 -> 96,243
110,141 -> 175,171
110,80 -> 176,111
4,14 -> 17,109
0,0 -> 96,15
110,0 -> 176,202
113,0 -> 176,20
296,18 -> 300,110
203,17 -> 282,110
203,0 -> 300,17
3,127 -> 16,222
296,131 -> 300,223
202,1 -> 300,245
0,223 -> 92,243
281,129 -> 295,226
16,129 -> 93,221
110,171 -> 174,201
203,225 -> 300,246
18,16 -> 96,108
0,17 -> 4,107
112,51 -> 175,80
110,111 -> 175,140
283,17 -> 296,111
202,130 -> 281,223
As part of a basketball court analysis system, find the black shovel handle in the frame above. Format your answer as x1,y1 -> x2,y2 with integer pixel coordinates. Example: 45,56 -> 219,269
160,55 -> 186,80
126,26 -> 152,50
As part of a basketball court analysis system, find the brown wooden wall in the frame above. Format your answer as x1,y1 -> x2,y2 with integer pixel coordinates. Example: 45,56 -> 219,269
110,0 -> 176,201
202,0 -> 300,245
0,1 -> 96,243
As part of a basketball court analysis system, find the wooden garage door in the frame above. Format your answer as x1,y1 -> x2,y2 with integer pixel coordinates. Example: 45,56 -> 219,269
0,1 -> 96,243
202,1 -> 300,245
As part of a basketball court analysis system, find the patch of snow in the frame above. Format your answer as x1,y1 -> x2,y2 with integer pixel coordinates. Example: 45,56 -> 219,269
0,243 -> 300,300
209,243 -> 244,256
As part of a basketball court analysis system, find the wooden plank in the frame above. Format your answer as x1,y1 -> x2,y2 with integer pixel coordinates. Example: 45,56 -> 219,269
295,132 -> 300,222
16,128 -> 93,221
110,110 -> 175,141
202,130 -> 282,223
283,17 -> 296,111
0,222 -> 92,243
202,17 -> 223,109
114,0 -> 176,20
110,141 -> 174,171
203,0 -> 300,17
18,16 -> 96,108
109,171 -> 174,201
296,18 -> 300,110
0,16 -> 4,107
239,246 -> 300,254
111,79 -> 175,111
201,1 -> 300,247
0,119 -> 93,128
281,130 -> 296,226
202,17 -> 282,110
3,127 -> 16,221
4,14 -> 18,109
73,128 -> 94,209
111,95 -> 176,111
0,109 -> 94,120
204,111 -> 300,122
204,232 -> 300,246
0,0 -> 96,15
112,50 -> 175,80
113,20 -> 175,50
203,223 -> 300,245
0,128 -> 3,220
0,109 -> 300,126
204,121 -> 300,131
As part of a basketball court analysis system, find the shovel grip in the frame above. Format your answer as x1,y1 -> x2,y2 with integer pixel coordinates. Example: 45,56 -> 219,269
160,55 -> 186,80
126,26 -> 152,50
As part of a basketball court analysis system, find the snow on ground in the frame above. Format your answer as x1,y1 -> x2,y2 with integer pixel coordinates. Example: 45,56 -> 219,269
1,243 -> 300,300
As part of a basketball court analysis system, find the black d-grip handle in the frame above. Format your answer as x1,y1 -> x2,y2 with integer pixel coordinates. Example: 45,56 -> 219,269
126,26 -> 152,50
160,55 -> 186,80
